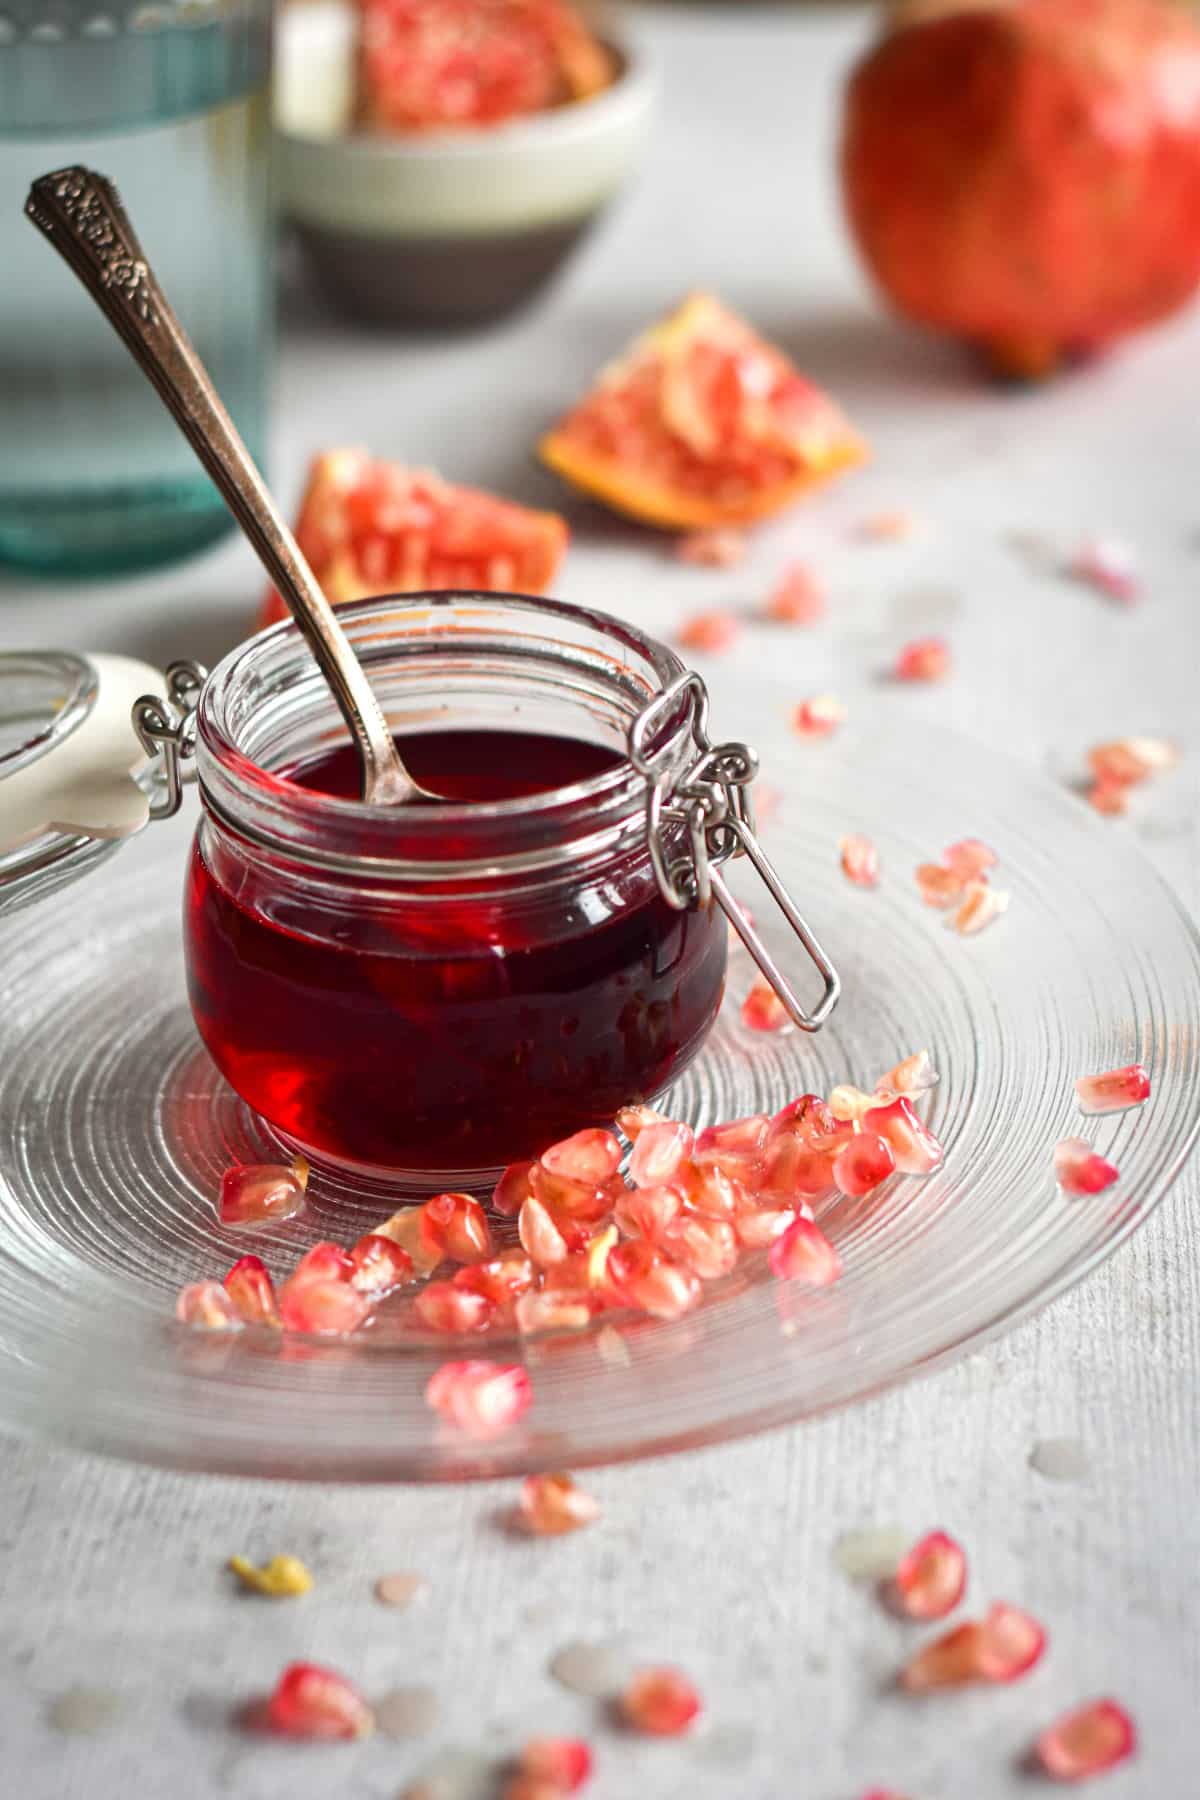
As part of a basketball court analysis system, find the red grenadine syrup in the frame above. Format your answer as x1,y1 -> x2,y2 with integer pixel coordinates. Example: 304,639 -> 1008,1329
185,728 -> 727,1174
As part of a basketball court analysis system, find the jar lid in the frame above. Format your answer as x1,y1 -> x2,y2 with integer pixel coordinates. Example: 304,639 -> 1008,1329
0,650 -> 171,917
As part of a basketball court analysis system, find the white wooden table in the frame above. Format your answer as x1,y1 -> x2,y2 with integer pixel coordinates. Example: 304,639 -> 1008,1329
2,7 -> 1198,1796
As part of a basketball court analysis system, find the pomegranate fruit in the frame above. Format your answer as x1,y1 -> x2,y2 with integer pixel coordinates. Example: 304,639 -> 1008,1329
539,293 -> 866,529
258,450 -> 567,628
357,0 -> 615,134
842,1 -> 1200,378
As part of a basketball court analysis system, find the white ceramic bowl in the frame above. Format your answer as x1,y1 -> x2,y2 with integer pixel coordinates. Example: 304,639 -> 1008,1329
275,2 -> 657,325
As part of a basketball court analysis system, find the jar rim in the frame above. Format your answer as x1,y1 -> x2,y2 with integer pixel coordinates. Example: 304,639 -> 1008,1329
195,590 -> 690,879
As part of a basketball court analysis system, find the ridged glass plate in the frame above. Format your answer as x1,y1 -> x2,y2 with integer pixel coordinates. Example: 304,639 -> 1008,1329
0,716 -> 1196,1481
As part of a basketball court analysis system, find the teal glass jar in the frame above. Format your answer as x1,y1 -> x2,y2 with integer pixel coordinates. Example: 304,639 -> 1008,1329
0,0 -> 273,576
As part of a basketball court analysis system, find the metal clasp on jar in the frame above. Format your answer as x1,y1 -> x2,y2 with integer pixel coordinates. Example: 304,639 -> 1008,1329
628,671 -> 840,1033
133,659 -> 207,819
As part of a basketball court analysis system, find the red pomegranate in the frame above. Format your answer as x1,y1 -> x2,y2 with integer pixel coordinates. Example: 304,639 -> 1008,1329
842,0 -> 1200,376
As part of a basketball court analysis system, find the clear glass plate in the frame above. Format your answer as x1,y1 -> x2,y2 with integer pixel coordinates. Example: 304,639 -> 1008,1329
0,716 -> 1196,1482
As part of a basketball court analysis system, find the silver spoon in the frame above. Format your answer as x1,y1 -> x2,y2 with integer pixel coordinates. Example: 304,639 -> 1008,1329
25,166 -> 435,807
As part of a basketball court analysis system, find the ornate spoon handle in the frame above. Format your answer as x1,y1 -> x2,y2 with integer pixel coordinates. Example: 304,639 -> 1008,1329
25,166 -> 417,806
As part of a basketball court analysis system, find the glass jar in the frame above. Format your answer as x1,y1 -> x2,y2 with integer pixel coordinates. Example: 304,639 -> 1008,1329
0,0 -> 273,575
185,592 -> 732,1189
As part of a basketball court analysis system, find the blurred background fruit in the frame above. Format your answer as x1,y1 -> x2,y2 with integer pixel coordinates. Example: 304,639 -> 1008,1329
843,0 -> 1200,378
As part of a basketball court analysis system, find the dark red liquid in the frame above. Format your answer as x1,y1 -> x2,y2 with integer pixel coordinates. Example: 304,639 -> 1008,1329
185,729 -> 727,1174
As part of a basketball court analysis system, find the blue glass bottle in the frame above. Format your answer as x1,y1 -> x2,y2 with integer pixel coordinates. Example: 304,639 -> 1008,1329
0,0 -> 273,575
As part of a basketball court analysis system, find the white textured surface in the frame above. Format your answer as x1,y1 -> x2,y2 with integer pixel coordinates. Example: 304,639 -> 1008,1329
1,5 -> 1198,1797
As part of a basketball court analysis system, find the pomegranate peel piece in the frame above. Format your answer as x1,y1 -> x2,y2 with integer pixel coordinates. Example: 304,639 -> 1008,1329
1069,536 -> 1140,604
1036,1698 -> 1137,1783
517,1473 -> 601,1537
768,1216 -> 841,1286
1075,1063 -> 1150,1116
265,1661 -> 373,1739
840,833 -> 881,888
223,1255 -> 281,1327
1055,1138 -> 1119,1198
620,1666 -> 703,1736
424,1359 -> 532,1435
890,1530 -> 967,1620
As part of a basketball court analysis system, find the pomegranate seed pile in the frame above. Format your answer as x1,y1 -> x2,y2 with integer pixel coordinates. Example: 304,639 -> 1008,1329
176,1051 -> 947,1357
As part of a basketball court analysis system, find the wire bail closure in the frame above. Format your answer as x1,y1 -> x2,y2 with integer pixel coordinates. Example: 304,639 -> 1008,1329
628,671 -> 840,1034
133,659 -> 206,820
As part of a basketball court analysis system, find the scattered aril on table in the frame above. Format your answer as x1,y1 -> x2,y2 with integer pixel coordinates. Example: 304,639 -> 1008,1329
894,636 -> 951,683
1075,1063 -> 1150,1116
944,839 -> 997,881
509,1737 -> 594,1793
840,833 -> 881,888
876,1049 -> 939,1099
176,1281 -> 242,1332
915,862 -> 963,909
856,509 -> 919,542
678,609 -> 740,654
229,1553 -> 313,1598
677,527 -> 747,567
793,694 -> 847,738
1055,1139 -> 1119,1198
374,1572 -> 430,1611
890,1530 -> 967,1620
741,978 -> 793,1033
425,1359 -> 532,1437
766,561 -> 826,624
265,1662 -> 374,1739
769,1216 -> 841,1286
518,1472 -> 601,1537
953,881 -> 1009,937
620,1666 -> 704,1736
1069,536 -> 1140,604
1085,736 -> 1178,818
217,1158 -> 308,1228
223,1255 -> 280,1327
1036,1698 -> 1137,1783
900,1603 -> 1045,1691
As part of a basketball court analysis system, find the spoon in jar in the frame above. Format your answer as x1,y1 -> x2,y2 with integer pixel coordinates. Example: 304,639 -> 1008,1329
25,165 -> 434,807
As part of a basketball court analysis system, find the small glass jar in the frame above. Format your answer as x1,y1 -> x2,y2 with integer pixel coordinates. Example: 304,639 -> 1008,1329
186,592 -> 731,1189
